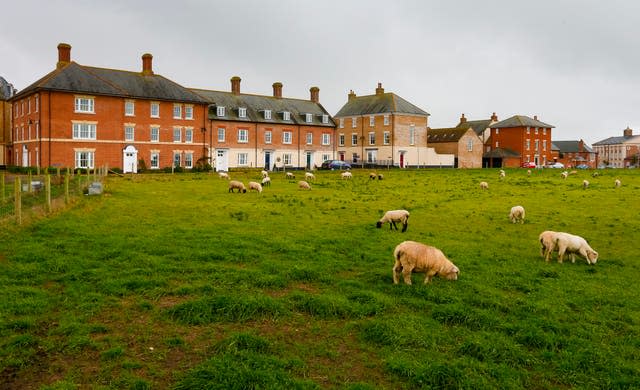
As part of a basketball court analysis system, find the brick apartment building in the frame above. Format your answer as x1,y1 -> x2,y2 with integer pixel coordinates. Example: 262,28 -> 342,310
486,115 -> 554,168
552,140 -> 597,168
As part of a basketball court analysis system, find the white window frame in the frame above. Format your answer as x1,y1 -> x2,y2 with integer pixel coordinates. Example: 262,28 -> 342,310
173,104 -> 182,119
369,116 -> 375,127
322,133 -> 330,146
526,127 -> 530,135
352,117 -> 357,128
35,95 -> 39,112
125,100 -> 135,116
125,125 -> 134,142
283,153 -> 292,165
339,134 -> 345,146
409,125 -> 415,145
150,152 -> 160,169
283,111 -> 291,121
369,132 -> 375,145
173,127 -> 182,142
526,139 -> 530,150
383,131 -> 390,145
173,152 -> 181,167
283,131 -> 292,144
535,139 -> 539,151
467,138 -> 473,152
306,132 -> 313,145
239,107 -> 247,118
185,105 -> 193,120
75,150 -> 95,169
265,130 -> 272,144
74,96 -> 95,114
217,106 -> 226,117
367,150 -> 377,163
384,115 -> 389,126
218,127 -> 225,142
185,128 -> 193,143
339,118 -> 344,128
185,152 -> 193,168
150,126 -> 159,142
72,121 -> 97,140
150,102 -> 160,118
238,129 -> 249,143
535,127 -> 539,135
495,128 -> 500,135
543,140 -> 547,151
322,114 -> 328,124
238,153 -> 248,166
305,113 -> 312,123
352,133 -> 358,146
322,153 -> 331,162
264,110 -> 272,120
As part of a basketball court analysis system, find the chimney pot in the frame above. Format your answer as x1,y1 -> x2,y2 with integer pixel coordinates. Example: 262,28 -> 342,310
142,53 -> 153,75
310,86 -> 319,103
624,127 -> 633,137
491,112 -> 498,122
460,113 -> 467,123
272,82 -> 283,98
57,43 -> 71,69
231,76 -> 241,95
375,82 -> 384,95
533,115 -> 538,121
348,89 -> 356,101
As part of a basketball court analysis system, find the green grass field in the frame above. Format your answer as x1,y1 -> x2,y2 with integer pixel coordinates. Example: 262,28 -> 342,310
1,168 -> 639,389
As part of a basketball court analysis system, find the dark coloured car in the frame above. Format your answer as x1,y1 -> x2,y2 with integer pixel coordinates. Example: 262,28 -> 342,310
320,160 -> 351,170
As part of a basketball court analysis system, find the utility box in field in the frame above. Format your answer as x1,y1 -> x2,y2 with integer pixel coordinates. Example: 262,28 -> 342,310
88,182 -> 103,195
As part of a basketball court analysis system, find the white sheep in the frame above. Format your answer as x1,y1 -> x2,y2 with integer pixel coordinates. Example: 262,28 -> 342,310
614,179 -> 621,188
527,169 -> 531,176
561,171 -> 568,179
369,172 -> 377,180
218,171 -> 230,180
286,172 -> 295,179
569,170 -> 578,175
305,172 -> 316,181
555,232 -> 599,264
376,209 -> 410,232
392,241 -> 460,285
499,170 -> 505,179
298,180 -> 311,190
377,173 -> 384,180
539,230 -> 558,262
582,179 -> 589,189
261,170 -> 269,178
261,176 -> 271,187
509,205 -> 525,224
479,181 -> 489,190
248,181 -> 263,193
341,171 -> 352,180
592,171 -> 600,177
228,180 -> 246,193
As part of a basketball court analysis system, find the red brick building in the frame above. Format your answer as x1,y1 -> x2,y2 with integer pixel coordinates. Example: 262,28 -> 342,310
486,115 -> 554,168
552,140 -> 597,168
0,77 -> 15,166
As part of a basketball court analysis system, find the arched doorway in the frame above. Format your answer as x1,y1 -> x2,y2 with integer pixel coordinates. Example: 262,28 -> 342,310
123,145 -> 138,173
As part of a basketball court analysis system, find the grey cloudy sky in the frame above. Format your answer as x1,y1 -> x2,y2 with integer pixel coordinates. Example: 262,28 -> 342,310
2,0 -> 639,144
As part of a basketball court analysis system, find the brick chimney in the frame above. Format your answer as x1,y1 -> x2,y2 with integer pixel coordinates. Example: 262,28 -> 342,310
348,90 -> 356,101
141,53 -> 153,75
57,43 -> 71,69
272,82 -> 283,98
624,126 -> 633,137
231,76 -> 241,95
310,86 -> 319,103
375,82 -> 384,95
460,113 -> 467,123
490,112 -> 498,122
533,115 -> 538,121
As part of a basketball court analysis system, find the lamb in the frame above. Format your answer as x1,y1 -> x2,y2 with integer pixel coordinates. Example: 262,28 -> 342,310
261,176 -> 271,187
479,181 -> 489,190
369,172 -> 377,180
298,180 -> 311,190
218,171 -> 230,180
582,179 -> 589,189
285,172 -> 295,179
228,180 -> 247,193
527,169 -> 531,176
305,172 -> 316,181
261,170 -> 269,178
341,171 -> 352,180
614,179 -> 621,188
248,181 -> 263,193
392,241 -> 459,285
376,209 -> 410,232
555,232 -> 598,264
499,170 -> 505,179
561,171 -> 568,179
509,205 -> 525,224
539,230 -> 559,262
592,172 -> 600,177
377,174 -> 384,180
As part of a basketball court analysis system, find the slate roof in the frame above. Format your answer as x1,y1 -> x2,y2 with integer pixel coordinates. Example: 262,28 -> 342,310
0,76 -> 16,100
456,119 -> 493,136
592,135 -> 640,146
553,140 -> 594,153
13,62 -> 208,104
192,89 -> 335,127
427,127 -> 472,143
334,92 -> 429,117
483,147 -> 521,158
491,115 -> 554,129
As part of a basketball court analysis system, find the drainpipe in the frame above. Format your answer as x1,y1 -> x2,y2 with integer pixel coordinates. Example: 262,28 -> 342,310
48,91 -> 51,168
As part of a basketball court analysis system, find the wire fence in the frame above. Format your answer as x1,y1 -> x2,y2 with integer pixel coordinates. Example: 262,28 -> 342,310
0,167 -> 108,225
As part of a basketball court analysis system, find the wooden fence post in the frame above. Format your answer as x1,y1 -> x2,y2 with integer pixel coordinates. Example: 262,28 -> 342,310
46,174 -> 51,213
15,177 -> 21,225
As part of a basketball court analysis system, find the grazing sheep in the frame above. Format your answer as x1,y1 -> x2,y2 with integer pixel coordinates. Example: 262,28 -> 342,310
614,179 -> 621,188
286,172 -> 295,179
582,179 -> 589,189
376,209 -> 410,232
509,205 -> 525,224
341,171 -> 352,180
298,180 -> 311,190
261,176 -> 271,187
527,169 -> 531,176
248,181 -> 263,193
228,180 -> 247,193
561,171 -> 568,179
378,174 -> 384,180
592,172 -> 600,177
218,171 -> 230,180
539,230 -> 559,262
499,170 -> 505,179
555,232 -> 599,264
261,170 -> 269,178
305,172 -> 316,181
569,170 -> 578,175
479,181 -> 489,190
369,172 -> 377,180
392,241 -> 460,285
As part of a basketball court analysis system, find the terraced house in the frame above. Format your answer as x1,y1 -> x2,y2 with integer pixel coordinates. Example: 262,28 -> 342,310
192,77 -> 336,172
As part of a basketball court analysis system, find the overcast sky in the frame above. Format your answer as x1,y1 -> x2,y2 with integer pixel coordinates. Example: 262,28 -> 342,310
3,0 -> 639,144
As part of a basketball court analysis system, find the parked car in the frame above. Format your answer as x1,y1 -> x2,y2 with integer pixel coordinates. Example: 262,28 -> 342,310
521,161 -> 536,168
320,160 -> 351,170
575,164 -> 590,169
546,162 -> 565,169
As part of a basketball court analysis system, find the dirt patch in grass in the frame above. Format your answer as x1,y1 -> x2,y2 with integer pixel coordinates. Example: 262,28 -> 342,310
265,282 -> 319,298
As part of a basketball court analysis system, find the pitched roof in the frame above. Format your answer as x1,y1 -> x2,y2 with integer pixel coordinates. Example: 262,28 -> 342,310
13,62 -> 208,104
427,127 -> 474,143
192,89 -> 335,127
592,134 -> 640,146
491,115 -> 554,129
456,119 -> 493,136
334,92 -> 429,117
553,140 -> 594,153
483,147 -> 521,158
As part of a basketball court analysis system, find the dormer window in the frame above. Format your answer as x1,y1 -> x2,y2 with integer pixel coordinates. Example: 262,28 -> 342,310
264,109 -> 272,120
238,107 -> 247,118
305,113 -> 312,123
322,114 -> 328,124
217,106 -> 226,117
283,111 -> 291,121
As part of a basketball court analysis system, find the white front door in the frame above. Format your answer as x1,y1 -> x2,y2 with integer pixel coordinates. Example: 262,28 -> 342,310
123,145 -> 138,173
216,149 -> 228,172
22,145 -> 29,167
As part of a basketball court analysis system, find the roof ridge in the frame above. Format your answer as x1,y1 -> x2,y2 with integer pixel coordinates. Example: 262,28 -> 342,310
80,64 -> 129,95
